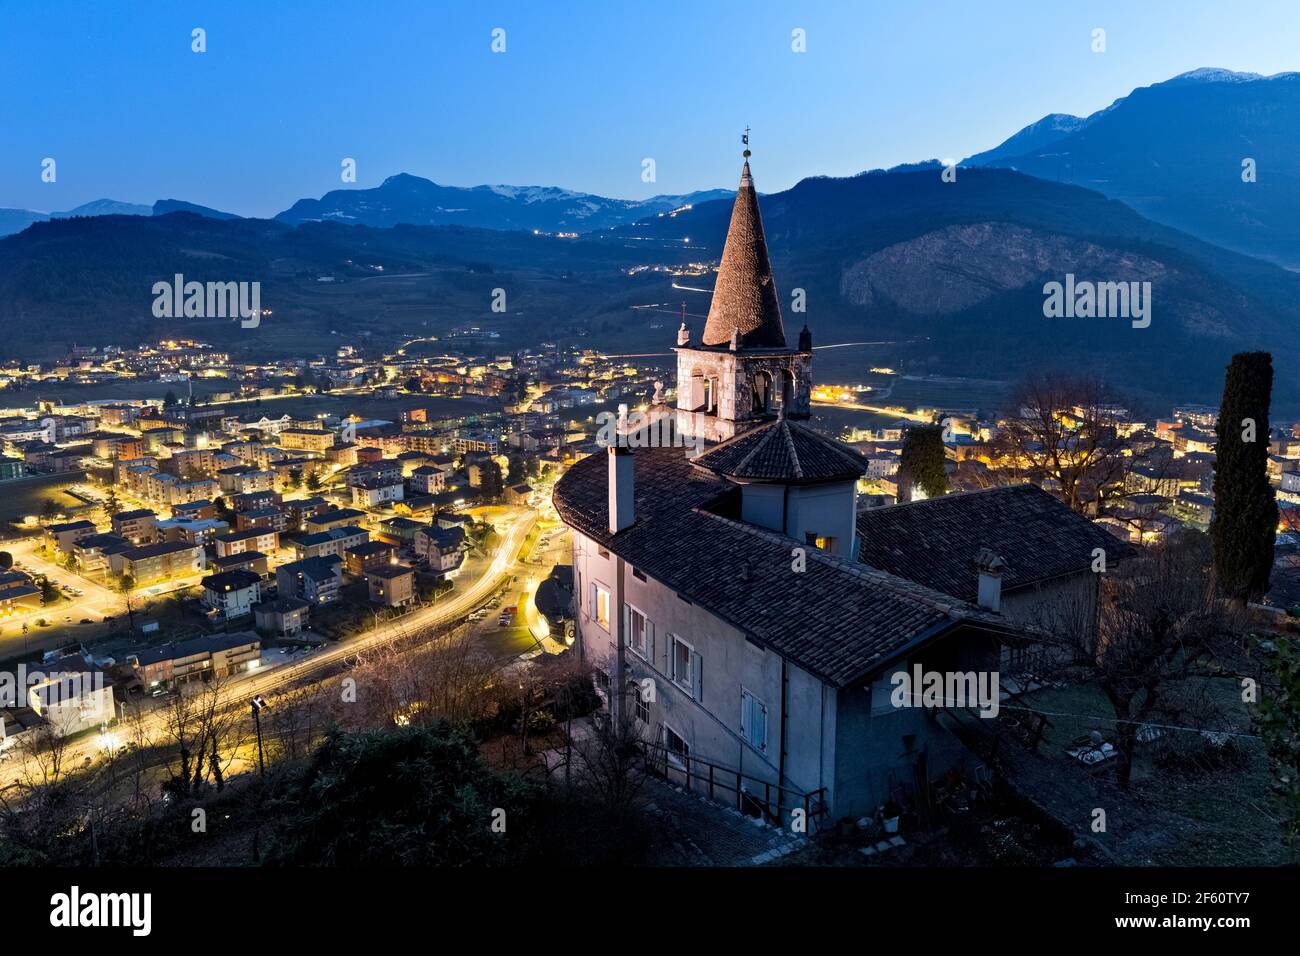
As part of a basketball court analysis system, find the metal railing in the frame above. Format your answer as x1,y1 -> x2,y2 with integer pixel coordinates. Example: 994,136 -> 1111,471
638,738 -> 828,829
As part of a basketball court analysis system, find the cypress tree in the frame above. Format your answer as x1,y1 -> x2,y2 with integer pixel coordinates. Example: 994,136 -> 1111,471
899,424 -> 949,500
1211,351 -> 1277,603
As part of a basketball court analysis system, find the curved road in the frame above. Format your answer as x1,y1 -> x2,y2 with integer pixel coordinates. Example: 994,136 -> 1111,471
3,513 -> 537,788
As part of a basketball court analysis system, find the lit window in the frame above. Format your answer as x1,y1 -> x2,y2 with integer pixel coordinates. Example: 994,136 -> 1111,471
804,533 -> 836,553
591,583 -> 610,630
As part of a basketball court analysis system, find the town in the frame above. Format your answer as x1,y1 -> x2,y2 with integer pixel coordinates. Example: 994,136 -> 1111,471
1,9 -> 1297,930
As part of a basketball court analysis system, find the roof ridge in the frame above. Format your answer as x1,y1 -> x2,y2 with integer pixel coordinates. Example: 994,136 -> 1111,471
860,481 -> 1044,513
778,419 -> 803,479
733,423 -> 776,475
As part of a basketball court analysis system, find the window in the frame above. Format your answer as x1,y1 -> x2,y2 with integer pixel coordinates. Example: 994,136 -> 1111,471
741,689 -> 768,753
635,693 -> 650,724
663,725 -> 689,766
670,636 -> 701,699
632,567 -> 646,582
627,604 -> 652,660
597,545 -> 609,558
591,582 -> 610,630
804,533 -> 836,553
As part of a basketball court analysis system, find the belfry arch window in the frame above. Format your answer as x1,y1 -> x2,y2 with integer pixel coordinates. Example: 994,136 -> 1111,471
779,369 -> 795,409
752,370 -> 773,414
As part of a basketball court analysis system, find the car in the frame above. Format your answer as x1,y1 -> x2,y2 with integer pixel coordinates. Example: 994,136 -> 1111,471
79,618 -> 92,625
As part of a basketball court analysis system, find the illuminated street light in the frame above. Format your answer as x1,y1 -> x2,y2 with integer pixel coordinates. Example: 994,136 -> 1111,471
250,695 -> 268,779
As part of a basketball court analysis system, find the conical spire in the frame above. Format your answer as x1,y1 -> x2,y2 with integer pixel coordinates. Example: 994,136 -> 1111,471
701,157 -> 786,349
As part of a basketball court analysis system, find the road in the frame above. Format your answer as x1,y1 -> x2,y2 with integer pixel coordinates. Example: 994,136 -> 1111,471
0,540 -> 128,658
1,511 -> 538,788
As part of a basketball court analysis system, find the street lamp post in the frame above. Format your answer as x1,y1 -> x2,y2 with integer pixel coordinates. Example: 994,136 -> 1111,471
250,694 -> 268,779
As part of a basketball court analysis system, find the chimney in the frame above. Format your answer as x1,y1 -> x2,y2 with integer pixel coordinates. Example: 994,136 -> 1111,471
608,445 -> 634,533
974,548 -> 1007,612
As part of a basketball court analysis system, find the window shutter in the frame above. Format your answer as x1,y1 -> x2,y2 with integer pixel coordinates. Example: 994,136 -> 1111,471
621,603 -> 630,643
741,691 -> 750,741
668,636 -> 676,681
646,620 -> 655,665
692,651 -> 703,702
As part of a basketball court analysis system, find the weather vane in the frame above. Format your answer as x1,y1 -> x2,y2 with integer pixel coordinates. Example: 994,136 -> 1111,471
742,126 -> 751,158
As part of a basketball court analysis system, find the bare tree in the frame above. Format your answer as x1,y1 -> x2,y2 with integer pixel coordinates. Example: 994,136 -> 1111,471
995,373 -> 1134,513
1054,532 -> 1245,788
569,681 -> 651,818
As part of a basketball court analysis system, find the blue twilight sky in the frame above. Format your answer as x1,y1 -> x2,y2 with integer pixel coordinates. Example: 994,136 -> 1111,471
2,0 -> 1297,218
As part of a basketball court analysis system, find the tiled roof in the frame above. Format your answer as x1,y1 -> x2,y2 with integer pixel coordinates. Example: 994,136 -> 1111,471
553,445 -> 1016,687
365,563 -> 414,580
856,484 -> 1135,603
201,569 -> 261,591
123,540 -> 200,559
694,417 -> 868,483
700,159 -> 786,349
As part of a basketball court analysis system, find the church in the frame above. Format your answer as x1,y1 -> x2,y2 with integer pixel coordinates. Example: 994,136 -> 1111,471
552,150 -> 1124,827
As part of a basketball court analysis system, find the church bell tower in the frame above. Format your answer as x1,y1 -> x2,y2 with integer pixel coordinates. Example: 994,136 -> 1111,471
675,143 -> 812,445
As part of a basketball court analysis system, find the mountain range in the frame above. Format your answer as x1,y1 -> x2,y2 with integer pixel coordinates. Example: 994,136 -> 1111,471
1,66 -> 1299,410
964,68 -> 1300,266
0,178 -> 731,239
273,174 -> 732,232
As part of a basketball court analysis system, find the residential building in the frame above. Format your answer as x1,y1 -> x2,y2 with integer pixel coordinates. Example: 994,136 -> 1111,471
253,596 -> 310,637
200,568 -> 263,619
45,520 -> 97,553
344,540 -> 397,575
214,527 -> 279,559
294,525 -> 368,560
276,555 -> 343,605
365,564 -> 415,607
111,508 -> 158,545
351,477 -> 405,507
408,465 -> 447,495
109,540 -> 206,583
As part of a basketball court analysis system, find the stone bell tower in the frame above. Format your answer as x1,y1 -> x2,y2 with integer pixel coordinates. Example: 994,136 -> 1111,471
675,149 -> 812,445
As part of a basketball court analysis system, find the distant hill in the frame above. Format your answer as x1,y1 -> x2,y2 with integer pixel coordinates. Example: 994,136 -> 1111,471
152,199 -> 241,220
274,173 -> 731,233
965,68 -> 1300,266
0,208 -> 47,236
0,198 -> 152,236
53,199 -> 152,219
